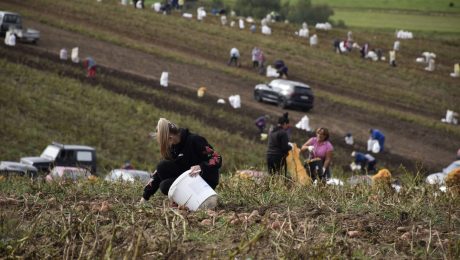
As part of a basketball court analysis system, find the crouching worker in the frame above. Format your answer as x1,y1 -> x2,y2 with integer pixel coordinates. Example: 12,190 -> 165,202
140,118 -> 222,203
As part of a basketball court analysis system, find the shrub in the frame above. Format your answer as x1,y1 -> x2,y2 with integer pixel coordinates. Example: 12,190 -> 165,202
233,0 -> 280,19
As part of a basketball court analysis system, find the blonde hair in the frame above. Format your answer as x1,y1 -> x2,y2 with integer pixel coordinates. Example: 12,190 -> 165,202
156,118 -> 179,160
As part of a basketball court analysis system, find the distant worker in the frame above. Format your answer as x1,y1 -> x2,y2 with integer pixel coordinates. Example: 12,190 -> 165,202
256,50 -> 266,74
389,50 -> 396,67
255,115 -> 269,134
369,128 -> 385,152
360,43 -> 369,58
228,47 -> 240,67
266,114 -> 291,175
274,60 -> 288,79
351,151 -> 377,174
344,133 -> 354,145
83,57 -> 97,78
251,47 -> 261,68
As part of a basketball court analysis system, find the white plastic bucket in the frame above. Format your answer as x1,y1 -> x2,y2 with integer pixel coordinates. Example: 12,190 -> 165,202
168,170 -> 217,211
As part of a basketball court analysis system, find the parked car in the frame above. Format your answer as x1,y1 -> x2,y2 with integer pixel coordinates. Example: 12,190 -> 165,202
45,166 -> 91,183
105,169 -> 151,185
0,161 -> 38,178
254,79 -> 314,111
20,142 -> 97,174
0,11 -> 40,43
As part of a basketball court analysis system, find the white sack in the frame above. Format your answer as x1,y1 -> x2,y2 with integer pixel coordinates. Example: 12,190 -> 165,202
393,40 -> 400,51
220,15 -> 227,25
425,59 -> 435,71
298,28 -> 309,38
228,95 -> 241,109
182,13 -> 193,19
367,139 -> 380,153
160,72 -> 168,87
239,18 -> 245,29
261,25 -> 271,35
153,3 -> 161,12
372,141 -> 381,153
71,47 -> 79,63
59,48 -> 68,60
266,65 -> 279,77
345,135 -> 354,145
451,63 -> 460,78
295,115 -> 311,131
309,34 -> 318,46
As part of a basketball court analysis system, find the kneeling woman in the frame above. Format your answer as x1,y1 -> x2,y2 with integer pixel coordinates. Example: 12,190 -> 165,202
142,118 -> 222,202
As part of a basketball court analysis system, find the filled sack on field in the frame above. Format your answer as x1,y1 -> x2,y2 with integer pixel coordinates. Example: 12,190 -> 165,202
367,139 -> 380,153
450,63 -> 459,78
446,168 -> 460,194
266,65 -> 279,77
286,143 -> 312,186
152,2 -> 161,12
261,25 -> 271,35
371,169 -> 392,188
295,115 -> 311,131
298,28 -> 309,38
228,95 -> 241,108
315,22 -> 331,30
197,86 -> 206,97
182,13 -> 193,19
71,47 -> 79,63
309,34 -> 318,46
160,71 -> 168,87
59,48 -> 68,60
236,169 -> 267,183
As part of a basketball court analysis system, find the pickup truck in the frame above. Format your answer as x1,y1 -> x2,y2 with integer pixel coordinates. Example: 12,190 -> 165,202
20,142 -> 97,174
0,11 -> 40,43
1,142 -> 97,178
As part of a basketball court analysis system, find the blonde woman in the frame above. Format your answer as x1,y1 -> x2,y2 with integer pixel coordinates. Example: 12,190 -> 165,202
141,118 -> 222,202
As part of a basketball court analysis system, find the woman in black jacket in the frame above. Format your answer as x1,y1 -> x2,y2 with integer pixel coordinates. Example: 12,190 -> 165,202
141,118 -> 222,202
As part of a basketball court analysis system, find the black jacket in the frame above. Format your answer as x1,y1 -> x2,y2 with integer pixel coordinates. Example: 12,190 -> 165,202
266,126 -> 290,157
170,128 -> 222,175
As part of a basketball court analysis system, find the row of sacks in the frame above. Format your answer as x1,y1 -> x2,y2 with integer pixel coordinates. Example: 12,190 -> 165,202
159,71 -> 242,108
236,162 -> 460,195
396,30 -> 413,39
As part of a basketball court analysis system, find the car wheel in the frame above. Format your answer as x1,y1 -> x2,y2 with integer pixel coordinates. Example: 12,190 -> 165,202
254,92 -> 262,102
278,98 -> 288,109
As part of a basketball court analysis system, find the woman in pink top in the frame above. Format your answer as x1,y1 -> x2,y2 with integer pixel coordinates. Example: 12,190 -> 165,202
300,127 -> 334,181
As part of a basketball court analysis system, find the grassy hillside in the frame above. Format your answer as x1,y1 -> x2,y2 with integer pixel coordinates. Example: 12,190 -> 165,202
0,55 -> 267,174
5,0 -> 459,122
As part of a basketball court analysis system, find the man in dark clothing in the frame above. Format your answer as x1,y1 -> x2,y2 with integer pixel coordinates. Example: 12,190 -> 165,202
255,115 -> 269,134
266,113 -> 291,175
